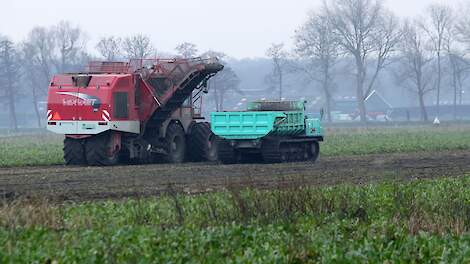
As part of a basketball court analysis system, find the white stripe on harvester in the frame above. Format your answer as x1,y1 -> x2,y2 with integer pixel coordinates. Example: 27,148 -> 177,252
102,114 -> 110,122
102,110 -> 110,119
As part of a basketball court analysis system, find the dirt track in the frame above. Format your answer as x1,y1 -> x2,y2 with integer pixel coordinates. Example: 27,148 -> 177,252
0,150 -> 469,202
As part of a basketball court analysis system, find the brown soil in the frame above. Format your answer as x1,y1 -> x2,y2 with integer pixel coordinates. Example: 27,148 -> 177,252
0,150 -> 469,202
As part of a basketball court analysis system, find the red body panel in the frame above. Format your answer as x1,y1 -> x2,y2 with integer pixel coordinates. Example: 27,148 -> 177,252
138,78 -> 158,122
47,74 -> 141,122
47,75 -> 78,121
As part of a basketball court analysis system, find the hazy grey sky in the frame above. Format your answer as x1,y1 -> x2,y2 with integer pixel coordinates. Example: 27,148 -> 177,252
1,0 -> 463,59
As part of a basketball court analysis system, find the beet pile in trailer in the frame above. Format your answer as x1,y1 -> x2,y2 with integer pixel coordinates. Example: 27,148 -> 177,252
47,58 -> 223,166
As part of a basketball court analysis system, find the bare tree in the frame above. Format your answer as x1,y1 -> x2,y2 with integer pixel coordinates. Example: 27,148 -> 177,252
23,27 -> 57,127
21,42 -> 43,127
295,11 -> 340,122
366,10 -> 402,98
25,27 -> 55,85
396,21 -> 435,121
455,3 -> 470,50
53,21 -> 87,72
266,43 -> 289,100
211,66 -> 241,111
447,53 -> 469,119
421,4 -> 453,119
325,0 -> 401,122
452,2 -> 470,113
0,39 -> 21,130
201,51 -> 242,111
445,32 -> 470,119
175,42 -> 198,58
122,34 -> 155,60
96,36 -> 122,61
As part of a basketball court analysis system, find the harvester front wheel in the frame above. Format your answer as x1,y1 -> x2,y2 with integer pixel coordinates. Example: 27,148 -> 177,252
188,122 -> 218,162
85,132 -> 121,166
63,137 -> 86,165
165,123 -> 186,163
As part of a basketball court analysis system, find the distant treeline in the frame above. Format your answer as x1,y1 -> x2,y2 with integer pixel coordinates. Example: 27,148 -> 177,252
1,0 -> 470,129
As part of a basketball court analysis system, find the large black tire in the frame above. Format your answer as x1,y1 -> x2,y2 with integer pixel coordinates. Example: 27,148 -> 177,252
85,132 -> 120,166
63,137 -> 86,165
164,123 -> 186,163
188,122 -> 218,162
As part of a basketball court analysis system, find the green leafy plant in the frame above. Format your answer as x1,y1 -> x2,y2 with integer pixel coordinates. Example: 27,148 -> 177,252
1,176 -> 470,262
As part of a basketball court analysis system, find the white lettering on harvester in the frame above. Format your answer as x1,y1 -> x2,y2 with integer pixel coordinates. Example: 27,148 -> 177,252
62,98 -> 98,106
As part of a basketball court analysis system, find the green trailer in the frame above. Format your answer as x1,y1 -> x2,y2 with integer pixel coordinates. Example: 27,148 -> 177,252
210,101 -> 323,164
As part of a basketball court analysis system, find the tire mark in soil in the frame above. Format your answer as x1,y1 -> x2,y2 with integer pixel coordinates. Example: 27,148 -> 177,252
0,150 -> 469,202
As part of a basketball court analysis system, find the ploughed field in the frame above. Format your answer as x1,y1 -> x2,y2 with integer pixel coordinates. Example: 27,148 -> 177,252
1,125 -> 470,201
0,150 -> 468,202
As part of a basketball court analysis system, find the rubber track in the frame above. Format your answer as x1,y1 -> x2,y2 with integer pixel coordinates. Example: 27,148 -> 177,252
216,138 -> 237,164
309,142 -> 320,162
261,138 -> 282,163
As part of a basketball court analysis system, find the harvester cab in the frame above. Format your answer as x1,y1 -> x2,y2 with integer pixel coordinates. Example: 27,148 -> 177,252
47,57 -> 224,166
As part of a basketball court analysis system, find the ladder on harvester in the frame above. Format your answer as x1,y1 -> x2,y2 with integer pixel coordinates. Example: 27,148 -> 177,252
192,72 -> 216,118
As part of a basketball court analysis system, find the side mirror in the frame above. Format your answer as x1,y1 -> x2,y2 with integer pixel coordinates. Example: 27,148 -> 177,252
320,108 -> 325,121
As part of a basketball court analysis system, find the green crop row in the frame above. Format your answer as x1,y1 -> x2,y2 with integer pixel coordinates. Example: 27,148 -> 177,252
1,176 -> 470,262
322,126 -> 470,156
0,134 -> 63,167
1,125 -> 470,167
